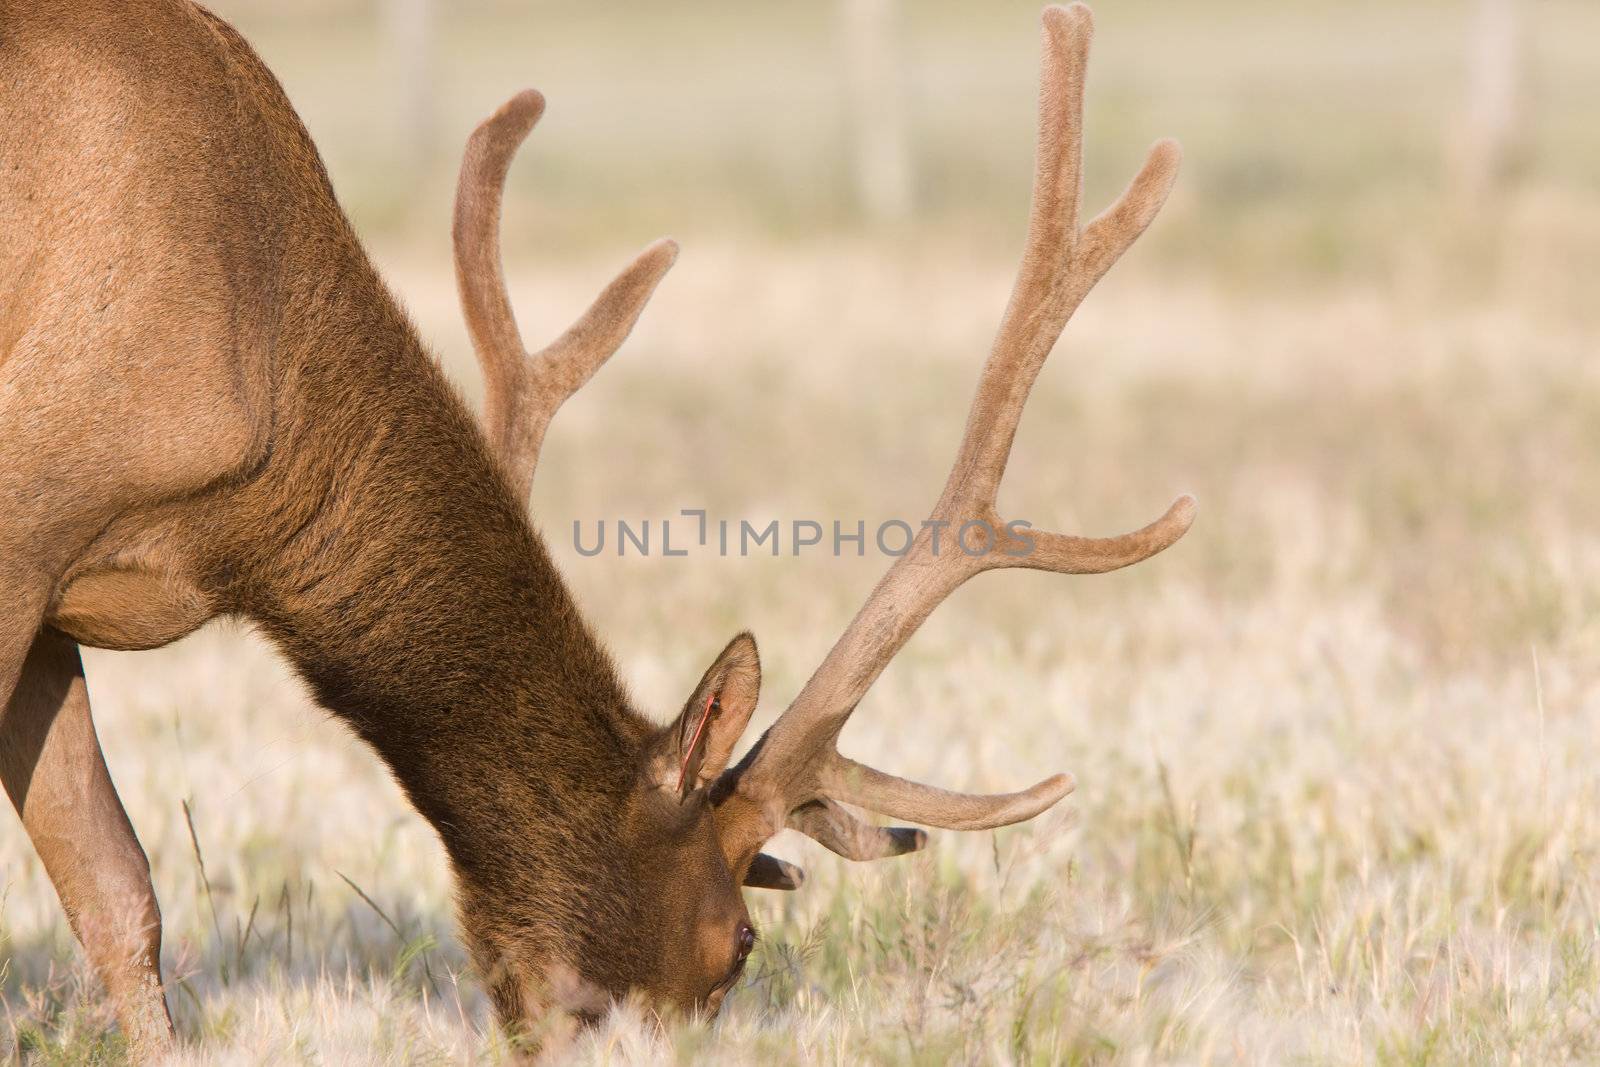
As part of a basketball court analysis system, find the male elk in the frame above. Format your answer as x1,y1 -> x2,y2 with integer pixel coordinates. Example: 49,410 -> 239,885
0,0 -> 1192,1055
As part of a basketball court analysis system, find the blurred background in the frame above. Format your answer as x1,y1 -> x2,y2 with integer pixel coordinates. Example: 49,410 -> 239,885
4,1 -> 1599,1063
212,0 -> 1599,290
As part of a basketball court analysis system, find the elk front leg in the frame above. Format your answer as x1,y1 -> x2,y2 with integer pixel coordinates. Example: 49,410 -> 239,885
0,628 -> 173,1058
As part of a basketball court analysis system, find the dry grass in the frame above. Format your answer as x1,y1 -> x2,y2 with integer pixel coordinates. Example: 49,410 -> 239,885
4,1 -> 1599,1063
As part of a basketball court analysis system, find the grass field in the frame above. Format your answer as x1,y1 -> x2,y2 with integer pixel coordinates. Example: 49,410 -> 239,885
4,1 -> 1599,1063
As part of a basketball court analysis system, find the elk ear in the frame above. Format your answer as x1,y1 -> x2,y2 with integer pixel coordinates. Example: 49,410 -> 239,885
652,633 -> 761,799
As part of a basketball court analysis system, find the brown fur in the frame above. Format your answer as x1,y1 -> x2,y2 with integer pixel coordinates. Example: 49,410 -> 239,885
1,0 -> 1190,1054
0,0 -> 758,1052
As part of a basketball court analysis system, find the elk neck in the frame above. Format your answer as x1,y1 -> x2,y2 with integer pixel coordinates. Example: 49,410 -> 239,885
214,251 -> 653,874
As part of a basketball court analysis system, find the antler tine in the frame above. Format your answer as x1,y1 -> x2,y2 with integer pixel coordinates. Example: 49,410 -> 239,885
821,758 -> 1076,832
743,853 -> 805,891
714,3 -> 1191,856
939,4 -> 1185,536
452,90 -> 678,501
788,798 -> 927,861
453,90 -> 543,446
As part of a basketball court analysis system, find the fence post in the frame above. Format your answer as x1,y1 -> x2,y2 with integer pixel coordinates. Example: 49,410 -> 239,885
1457,0 -> 1524,200
839,0 -> 914,222
385,0 -> 437,165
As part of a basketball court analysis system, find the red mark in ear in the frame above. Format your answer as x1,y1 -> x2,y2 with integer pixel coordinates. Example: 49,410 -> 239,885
677,691 -> 719,794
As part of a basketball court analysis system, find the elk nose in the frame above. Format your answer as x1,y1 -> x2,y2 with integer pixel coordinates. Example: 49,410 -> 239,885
737,923 -> 756,960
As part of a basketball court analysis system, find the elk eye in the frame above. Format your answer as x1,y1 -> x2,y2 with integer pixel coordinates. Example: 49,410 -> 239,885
737,923 -> 756,960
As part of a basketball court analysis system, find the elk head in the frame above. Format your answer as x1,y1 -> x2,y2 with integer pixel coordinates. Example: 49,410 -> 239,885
451,1 -> 1193,1030
456,632 -> 767,1027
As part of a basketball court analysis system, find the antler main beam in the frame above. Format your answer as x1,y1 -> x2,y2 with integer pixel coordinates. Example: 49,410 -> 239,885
714,2 -> 1195,862
452,89 -> 677,500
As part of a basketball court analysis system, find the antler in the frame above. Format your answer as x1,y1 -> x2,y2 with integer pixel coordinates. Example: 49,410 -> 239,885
452,89 -> 678,500
712,3 -> 1195,870
452,91 -> 837,884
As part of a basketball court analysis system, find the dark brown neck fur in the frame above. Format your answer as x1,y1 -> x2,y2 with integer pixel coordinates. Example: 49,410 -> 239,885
208,244 -> 651,882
